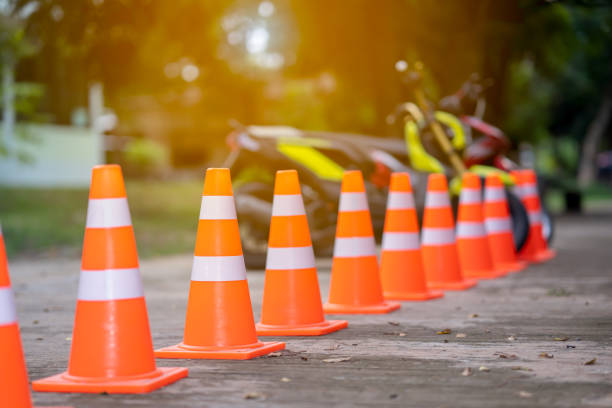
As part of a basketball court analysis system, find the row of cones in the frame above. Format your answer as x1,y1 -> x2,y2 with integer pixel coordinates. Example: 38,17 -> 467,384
2,164 -> 554,402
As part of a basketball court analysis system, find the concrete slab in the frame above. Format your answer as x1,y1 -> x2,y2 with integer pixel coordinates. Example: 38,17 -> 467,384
9,213 -> 612,407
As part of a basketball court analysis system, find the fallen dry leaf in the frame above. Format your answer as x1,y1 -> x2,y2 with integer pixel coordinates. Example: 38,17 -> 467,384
554,336 -> 569,341
244,391 -> 264,400
507,335 -> 517,341
437,328 -> 452,335
518,391 -> 533,398
300,356 -> 308,361
456,333 -> 467,338
495,352 -> 518,359
479,366 -> 490,372
323,357 -> 351,363
280,377 -> 291,382
388,321 -> 400,326
268,352 -> 282,357
511,366 -> 533,371
398,332 -> 406,337
461,367 -> 472,376
468,313 -> 479,318
539,352 -> 554,359
584,358 -> 597,365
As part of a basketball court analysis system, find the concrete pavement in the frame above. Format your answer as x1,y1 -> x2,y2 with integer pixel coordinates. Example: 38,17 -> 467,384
8,213 -> 612,407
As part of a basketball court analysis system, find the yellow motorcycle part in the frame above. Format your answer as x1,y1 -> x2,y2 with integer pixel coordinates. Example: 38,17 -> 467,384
276,142 -> 345,182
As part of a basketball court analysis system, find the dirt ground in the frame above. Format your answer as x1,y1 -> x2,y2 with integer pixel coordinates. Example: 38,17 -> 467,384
9,212 -> 612,407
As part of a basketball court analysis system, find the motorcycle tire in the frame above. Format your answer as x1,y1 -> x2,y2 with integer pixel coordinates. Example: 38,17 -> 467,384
234,182 -> 274,270
541,207 -> 555,244
506,190 -> 529,252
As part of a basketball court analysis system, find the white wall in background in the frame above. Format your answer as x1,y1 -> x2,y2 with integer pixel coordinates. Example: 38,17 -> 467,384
0,123 -> 103,188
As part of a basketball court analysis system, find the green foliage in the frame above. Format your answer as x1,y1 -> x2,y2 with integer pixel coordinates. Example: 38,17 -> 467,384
0,180 -> 202,258
122,138 -> 169,176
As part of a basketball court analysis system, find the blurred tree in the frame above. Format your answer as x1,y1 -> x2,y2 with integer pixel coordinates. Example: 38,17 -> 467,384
0,0 -> 38,156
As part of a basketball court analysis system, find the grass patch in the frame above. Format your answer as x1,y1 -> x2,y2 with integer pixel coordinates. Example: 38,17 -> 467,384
0,180 -> 202,258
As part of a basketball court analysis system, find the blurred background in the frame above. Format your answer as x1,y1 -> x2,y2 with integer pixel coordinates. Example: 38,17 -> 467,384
1,0 -> 611,259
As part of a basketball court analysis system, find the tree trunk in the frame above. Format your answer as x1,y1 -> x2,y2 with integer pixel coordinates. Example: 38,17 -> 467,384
577,87 -> 612,187
2,61 -> 15,156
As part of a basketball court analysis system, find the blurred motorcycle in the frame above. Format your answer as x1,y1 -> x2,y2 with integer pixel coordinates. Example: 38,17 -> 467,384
223,63 -> 539,268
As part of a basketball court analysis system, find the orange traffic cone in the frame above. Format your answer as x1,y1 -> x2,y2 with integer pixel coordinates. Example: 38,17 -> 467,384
379,173 -> 443,301
323,170 -> 400,314
456,173 -> 507,280
0,224 -> 34,407
421,174 -> 477,291
483,174 -> 526,272
1,226 -> 70,407
155,168 -> 284,359
514,170 -> 556,263
256,170 -> 348,335
33,165 -> 188,394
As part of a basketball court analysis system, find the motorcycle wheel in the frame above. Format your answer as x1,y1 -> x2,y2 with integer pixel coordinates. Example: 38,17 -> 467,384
541,207 -> 555,244
234,182 -> 274,270
506,190 -> 529,252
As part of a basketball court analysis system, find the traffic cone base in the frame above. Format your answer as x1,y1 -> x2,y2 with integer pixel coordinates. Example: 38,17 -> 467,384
380,250 -> 443,301
422,244 -> 478,291
256,267 -> 348,336
256,320 -> 348,336
522,248 -> 556,264
323,300 -> 401,314
324,255 -> 400,314
155,341 -> 285,360
488,234 -> 526,273
31,367 -> 188,394
156,280 -> 285,359
457,239 -> 508,279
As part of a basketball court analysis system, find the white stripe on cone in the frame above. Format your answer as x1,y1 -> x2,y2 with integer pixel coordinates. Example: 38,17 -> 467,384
338,192 -> 369,212
485,186 -> 506,202
333,236 -> 377,257
528,211 -> 542,226
425,191 -> 451,208
272,194 -> 306,216
266,246 -> 316,270
382,232 -> 420,250
459,189 -> 481,204
0,287 -> 17,326
199,196 -> 237,220
456,222 -> 487,238
485,218 -> 512,234
386,192 -> 415,210
77,268 -> 144,301
522,185 -> 538,198
421,227 -> 456,246
86,198 -> 132,228
191,255 -> 247,281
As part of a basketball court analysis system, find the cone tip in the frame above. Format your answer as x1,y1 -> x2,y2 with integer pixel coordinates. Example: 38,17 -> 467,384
341,170 -> 365,192
461,172 -> 481,189
485,173 -> 503,187
90,164 -> 126,199
427,173 -> 448,191
274,170 -> 301,195
390,172 -> 412,192
203,168 -> 233,196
